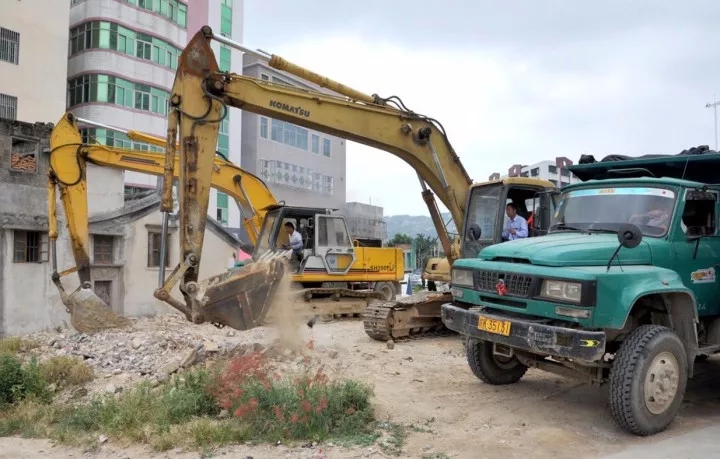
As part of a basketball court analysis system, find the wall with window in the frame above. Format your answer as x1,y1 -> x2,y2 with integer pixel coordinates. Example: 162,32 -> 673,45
1,1 -> 71,123
122,208 -> 240,317
240,61 -> 347,209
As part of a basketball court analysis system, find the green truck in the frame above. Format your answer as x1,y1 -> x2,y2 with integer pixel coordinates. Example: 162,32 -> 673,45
441,148 -> 719,436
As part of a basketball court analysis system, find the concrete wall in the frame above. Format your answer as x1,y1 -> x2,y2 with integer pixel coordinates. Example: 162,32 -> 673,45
0,0 -> 71,124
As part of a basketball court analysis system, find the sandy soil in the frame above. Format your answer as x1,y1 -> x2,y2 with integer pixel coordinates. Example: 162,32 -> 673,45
3,318 -> 720,459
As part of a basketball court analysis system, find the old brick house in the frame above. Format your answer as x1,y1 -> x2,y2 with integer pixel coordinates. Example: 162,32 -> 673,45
0,118 -> 242,336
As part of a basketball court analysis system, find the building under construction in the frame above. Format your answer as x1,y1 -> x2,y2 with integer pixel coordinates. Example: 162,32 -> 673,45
340,202 -> 388,242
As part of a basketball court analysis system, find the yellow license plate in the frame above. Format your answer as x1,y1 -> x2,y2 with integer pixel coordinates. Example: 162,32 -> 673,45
477,316 -> 512,336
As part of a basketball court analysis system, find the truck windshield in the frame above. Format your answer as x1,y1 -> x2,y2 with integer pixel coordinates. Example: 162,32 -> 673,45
461,183 -> 502,258
550,186 -> 676,237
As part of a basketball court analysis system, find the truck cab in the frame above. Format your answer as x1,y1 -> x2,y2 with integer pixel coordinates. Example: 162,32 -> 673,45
441,150 -> 720,437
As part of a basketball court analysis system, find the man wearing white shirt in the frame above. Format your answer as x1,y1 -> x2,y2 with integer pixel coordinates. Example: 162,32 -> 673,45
502,203 -> 528,242
281,221 -> 304,269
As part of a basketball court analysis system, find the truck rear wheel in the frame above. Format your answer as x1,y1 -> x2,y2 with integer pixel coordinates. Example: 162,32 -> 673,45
466,338 -> 527,385
609,324 -> 688,436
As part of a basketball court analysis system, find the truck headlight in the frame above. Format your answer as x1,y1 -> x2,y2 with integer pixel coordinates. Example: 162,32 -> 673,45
451,269 -> 473,287
540,280 -> 582,303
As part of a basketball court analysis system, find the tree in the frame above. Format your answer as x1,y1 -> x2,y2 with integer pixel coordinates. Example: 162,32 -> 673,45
414,233 -> 436,270
388,233 -> 412,247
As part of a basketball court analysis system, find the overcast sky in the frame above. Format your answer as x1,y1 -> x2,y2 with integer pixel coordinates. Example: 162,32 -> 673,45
242,1 -> 720,217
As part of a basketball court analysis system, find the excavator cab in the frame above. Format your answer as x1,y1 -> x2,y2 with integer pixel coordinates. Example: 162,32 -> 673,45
252,205 -> 356,275
461,178 -> 556,259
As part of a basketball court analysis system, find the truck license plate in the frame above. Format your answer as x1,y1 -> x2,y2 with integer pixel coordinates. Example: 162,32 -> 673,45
477,316 -> 511,336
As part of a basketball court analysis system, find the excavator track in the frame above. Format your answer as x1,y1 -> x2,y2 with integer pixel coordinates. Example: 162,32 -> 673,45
363,291 -> 455,342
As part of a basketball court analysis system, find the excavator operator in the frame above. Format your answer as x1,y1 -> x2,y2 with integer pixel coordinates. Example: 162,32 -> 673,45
281,221 -> 304,269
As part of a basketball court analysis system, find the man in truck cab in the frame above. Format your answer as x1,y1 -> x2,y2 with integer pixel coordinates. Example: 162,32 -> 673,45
501,202 -> 529,241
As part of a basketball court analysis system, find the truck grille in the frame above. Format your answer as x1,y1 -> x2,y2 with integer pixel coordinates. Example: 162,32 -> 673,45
474,271 -> 532,297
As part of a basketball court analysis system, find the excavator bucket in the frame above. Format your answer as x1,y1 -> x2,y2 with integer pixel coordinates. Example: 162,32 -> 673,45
193,250 -> 291,330
60,283 -> 132,334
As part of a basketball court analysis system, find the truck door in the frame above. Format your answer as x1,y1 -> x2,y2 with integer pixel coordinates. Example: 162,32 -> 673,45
314,214 -> 357,275
530,189 -> 560,236
671,189 -> 720,316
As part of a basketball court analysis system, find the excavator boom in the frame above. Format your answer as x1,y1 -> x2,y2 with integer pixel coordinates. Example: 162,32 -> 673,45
181,27 -> 472,261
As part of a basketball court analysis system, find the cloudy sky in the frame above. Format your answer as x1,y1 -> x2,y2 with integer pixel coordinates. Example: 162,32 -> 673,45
243,1 -> 720,217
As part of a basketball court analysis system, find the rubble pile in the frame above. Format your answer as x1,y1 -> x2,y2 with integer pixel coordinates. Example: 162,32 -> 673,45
20,313 -> 330,397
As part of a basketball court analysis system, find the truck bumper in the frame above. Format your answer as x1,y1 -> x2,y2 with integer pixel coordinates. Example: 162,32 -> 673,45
441,303 -> 607,362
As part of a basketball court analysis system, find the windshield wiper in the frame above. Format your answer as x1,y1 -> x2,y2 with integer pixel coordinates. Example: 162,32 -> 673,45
551,224 -> 582,232
586,227 -> 617,234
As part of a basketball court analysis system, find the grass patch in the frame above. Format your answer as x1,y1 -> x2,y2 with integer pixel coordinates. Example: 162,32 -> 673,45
39,356 -> 94,388
376,421 -> 408,456
0,337 -> 39,355
0,350 -> 378,451
0,354 -> 51,406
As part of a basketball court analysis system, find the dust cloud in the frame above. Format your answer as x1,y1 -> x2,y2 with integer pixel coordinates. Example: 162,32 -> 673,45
266,266 -> 312,355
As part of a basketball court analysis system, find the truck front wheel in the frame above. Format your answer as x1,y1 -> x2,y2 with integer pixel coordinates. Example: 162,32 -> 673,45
466,338 -> 528,385
609,324 -> 688,436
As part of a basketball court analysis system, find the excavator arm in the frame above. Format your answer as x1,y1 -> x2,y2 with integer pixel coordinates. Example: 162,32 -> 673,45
170,27 -> 472,264
48,113 -> 279,333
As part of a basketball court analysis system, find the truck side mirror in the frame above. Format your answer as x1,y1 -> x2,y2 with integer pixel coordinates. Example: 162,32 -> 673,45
466,223 -> 482,241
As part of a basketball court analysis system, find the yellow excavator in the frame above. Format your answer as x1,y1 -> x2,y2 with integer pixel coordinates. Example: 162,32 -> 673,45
48,114 -> 405,334
50,25 -> 556,340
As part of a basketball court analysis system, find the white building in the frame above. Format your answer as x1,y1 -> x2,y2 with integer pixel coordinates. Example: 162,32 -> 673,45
491,158 -> 583,188
66,0 -> 244,226
0,0 -> 72,123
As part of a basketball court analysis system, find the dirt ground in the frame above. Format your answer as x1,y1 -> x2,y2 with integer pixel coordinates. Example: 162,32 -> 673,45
2,317 -> 720,459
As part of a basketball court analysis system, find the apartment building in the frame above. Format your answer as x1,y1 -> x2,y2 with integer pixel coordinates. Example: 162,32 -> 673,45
241,56 -> 347,210
1,0 -> 71,123
490,158 -> 582,188
66,0 -> 243,225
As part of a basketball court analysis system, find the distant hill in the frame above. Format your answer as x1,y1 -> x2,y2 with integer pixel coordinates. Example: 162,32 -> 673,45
384,212 -> 458,240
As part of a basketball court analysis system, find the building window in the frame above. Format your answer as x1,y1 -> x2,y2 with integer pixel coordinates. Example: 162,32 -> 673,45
260,117 -> 268,139
260,74 -> 269,81
311,134 -> 319,154
219,45 -> 231,72
270,119 -> 308,150
520,171 -> 529,177
321,176 -> 334,195
322,138 -> 331,157
530,167 -> 539,177
69,21 -> 181,70
548,165 -> 557,174
123,0 -> 187,28
0,93 -> 17,121
0,28 -> 20,65
560,168 -> 571,177
9,138 -> 38,173
93,235 -> 114,264
220,0 -> 233,37
67,74 -> 170,116
80,128 -> 164,153
216,192 -> 229,226
147,231 -> 170,267
13,230 -> 49,263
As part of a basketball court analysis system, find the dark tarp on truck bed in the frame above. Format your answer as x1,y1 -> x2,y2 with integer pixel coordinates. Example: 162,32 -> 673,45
567,145 -> 720,183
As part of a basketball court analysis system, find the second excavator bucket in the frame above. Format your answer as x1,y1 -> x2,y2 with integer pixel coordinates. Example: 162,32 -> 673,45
60,283 -> 132,334
192,250 -> 292,330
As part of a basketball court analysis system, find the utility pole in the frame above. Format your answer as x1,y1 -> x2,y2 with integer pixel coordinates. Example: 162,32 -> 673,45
706,96 -> 719,151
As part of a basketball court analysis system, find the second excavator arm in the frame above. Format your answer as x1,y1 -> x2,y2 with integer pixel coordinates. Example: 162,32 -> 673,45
48,113 -> 280,333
